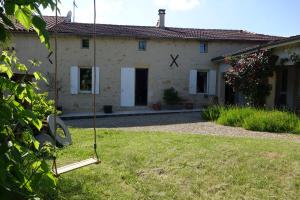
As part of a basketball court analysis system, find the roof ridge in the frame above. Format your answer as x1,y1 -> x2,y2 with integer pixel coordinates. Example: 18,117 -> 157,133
14,15 -> 284,41
55,21 -> 284,38
57,21 -> 258,33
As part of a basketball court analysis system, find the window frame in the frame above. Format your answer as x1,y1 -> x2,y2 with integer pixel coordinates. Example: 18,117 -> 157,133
200,42 -> 208,53
79,67 -> 92,93
138,40 -> 147,51
196,70 -> 209,94
81,38 -> 90,49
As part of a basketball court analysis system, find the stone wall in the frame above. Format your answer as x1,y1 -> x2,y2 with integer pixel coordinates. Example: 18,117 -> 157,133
12,33 -> 259,112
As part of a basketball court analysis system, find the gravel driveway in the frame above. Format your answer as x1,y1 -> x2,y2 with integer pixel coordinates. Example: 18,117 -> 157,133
65,112 -> 300,142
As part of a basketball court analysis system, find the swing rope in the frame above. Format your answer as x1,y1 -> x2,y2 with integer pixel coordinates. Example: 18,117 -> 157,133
93,0 -> 99,161
51,0 -> 58,175
51,0 -> 100,176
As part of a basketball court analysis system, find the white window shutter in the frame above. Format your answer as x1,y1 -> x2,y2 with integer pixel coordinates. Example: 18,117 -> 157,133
92,66 -> 100,94
189,70 -> 197,94
70,66 -> 78,94
208,70 -> 217,95
121,67 -> 135,107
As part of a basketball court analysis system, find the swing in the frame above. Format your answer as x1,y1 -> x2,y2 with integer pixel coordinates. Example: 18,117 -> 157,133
51,0 -> 100,177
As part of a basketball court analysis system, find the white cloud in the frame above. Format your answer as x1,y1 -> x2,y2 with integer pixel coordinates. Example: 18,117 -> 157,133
154,0 -> 202,11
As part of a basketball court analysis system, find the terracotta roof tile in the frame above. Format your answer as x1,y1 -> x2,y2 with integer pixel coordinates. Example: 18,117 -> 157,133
11,16 -> 283,42
11,16 -> 66,32
50,22 -> 283,41
211,35 -> 300,61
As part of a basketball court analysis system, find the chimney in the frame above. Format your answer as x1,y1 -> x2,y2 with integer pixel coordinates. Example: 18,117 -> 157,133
158,9 -> 166,28
66,11 -> 72,22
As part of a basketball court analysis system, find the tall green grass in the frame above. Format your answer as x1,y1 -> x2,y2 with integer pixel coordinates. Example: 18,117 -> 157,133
203,106 -> 300,134
201,105 -> 225,121
243,110 -> 299,133
217,107 -> 255,127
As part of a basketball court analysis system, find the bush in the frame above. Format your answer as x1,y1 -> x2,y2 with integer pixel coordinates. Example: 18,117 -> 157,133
293,122 -> 300,134
217,107 -> 255,127
205,106 -> 300,134
163,87 -> 181,105
224,50 -> 278,106
201,105 -> 225,121
243,110 -> 299,133
0,52 -> 57,199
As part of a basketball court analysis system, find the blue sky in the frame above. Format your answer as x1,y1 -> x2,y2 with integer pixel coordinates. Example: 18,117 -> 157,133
43,0 -> 300,37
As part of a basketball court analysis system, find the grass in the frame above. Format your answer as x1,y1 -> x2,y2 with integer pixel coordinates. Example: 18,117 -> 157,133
243,110 -> 299,133
202,106 -> 300,134
57,129 -> 300,200
217,107 -> 255,127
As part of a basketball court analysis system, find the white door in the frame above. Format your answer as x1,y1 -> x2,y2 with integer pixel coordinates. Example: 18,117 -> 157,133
121,67 -> 135,107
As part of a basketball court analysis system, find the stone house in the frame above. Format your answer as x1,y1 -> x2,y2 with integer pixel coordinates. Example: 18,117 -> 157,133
8,10 -> 283,112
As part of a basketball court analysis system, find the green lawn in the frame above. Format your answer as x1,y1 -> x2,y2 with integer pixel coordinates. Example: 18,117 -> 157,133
57,129 -> 300,200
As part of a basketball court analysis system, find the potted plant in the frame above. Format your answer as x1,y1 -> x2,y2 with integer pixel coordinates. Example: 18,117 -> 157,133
103,105 -> 113,113
163,87 -> 181,105
151,102 -> 162,110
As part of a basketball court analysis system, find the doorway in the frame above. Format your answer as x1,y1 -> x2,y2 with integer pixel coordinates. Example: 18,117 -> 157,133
275,68 -> 288,107
225,83 -> 236,105
135,68 -> 148,106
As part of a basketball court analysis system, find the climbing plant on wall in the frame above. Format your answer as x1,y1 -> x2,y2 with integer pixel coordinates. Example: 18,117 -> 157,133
224,50 -> 278,107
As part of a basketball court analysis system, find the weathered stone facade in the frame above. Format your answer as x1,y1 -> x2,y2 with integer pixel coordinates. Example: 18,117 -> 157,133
12,33 -> 264,112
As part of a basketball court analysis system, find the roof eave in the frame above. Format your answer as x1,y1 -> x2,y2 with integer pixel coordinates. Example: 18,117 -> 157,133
211,36 -> 300,62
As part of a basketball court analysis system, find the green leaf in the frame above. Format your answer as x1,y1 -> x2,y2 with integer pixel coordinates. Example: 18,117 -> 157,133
29,59 -> 41,67
16,63 -> 28,72
33,72 -> 42,80
32,161 -> 42,170
0,64 -> 8,73
33,140 -> 40,151
32,119 -> 42,130
0,23 -> 7,42
33,71 -> 48,84
31,16 -> 50,49
15,7 -> 32,30
0,64 -> 13,78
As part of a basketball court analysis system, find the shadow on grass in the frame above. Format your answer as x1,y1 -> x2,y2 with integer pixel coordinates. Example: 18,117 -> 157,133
57,176 -> 96,200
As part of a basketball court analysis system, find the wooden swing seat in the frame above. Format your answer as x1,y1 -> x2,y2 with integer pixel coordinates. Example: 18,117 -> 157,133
53,158 -> 100,176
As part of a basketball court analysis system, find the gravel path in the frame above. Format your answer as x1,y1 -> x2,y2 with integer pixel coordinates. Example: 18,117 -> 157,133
65,112 -> 300,143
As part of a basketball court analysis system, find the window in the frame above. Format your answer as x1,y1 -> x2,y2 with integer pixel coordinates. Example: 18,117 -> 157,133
79,68 -> 92,92
81,39 -> 89,49
197,71 -> 208,93
200,42 -> 208,53
138,40 -> 147,51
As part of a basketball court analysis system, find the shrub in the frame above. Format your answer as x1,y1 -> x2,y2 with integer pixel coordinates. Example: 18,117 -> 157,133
217,107 -> 255,127
293,122 -> 300,134
211,106 -> 300,134
224,50 -> 278,106
202,105 -> 225,121
163,87 -> 181,105
0,52 -> 56,199
243,110 -> 299,133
